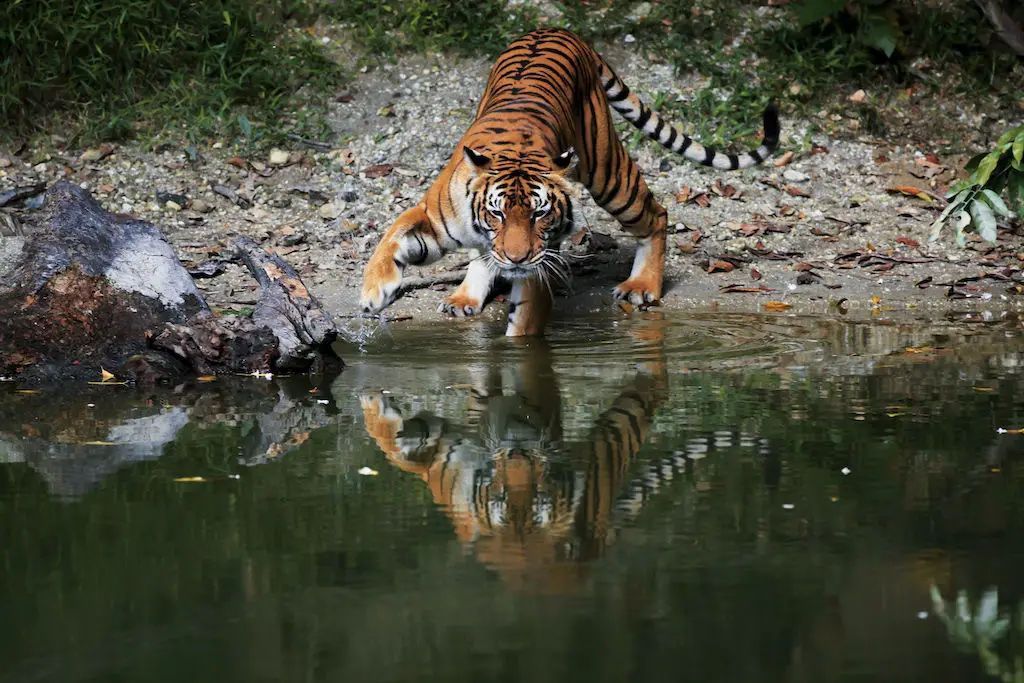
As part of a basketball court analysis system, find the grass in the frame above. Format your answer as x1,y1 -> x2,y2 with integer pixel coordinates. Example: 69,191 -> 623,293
549,0 -> 1024,151
1,0 -> 1020,151
325,0 -> 540,55
0,0 -> 341,146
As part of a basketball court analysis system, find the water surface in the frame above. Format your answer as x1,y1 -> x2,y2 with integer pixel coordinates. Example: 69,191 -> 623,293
3,312 -> 1024,683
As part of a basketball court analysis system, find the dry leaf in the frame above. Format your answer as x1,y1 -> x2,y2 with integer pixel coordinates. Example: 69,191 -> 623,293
784,185 -> 811,198
763,301 -> 793,312
895,236 -> 920,248
100,367 -> 115,381
751,267 -> 762,281
226,157 -> 247,169
197,375 -> 217,382
773,150 -> 794,167
707,260 -> 735,273
887,185 -> 931,201
364,164 -> 394,179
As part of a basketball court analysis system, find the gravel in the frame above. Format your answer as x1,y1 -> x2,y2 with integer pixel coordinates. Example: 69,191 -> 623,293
2,33 -> 1024,337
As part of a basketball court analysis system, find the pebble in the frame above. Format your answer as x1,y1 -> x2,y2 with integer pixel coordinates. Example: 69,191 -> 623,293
783,169 -> 810,182
268,149 -> 290,167
0,157 -> 11,169
80,148 -> 104,162
165,200 -> 182,211
318,202 -> 340,219
191,198 -> 213,213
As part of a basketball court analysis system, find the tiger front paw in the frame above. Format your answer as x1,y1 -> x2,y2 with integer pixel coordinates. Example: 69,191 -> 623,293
438,293 -> 484,317
612,277 -> 661,306
360,260 -> 403,314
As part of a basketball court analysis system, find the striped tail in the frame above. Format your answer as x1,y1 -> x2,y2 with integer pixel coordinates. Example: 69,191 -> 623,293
597,57 -> 780,171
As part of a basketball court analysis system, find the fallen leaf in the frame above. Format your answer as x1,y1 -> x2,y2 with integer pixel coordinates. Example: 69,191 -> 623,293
363,164 -> 394,179
887,185 -> 931,201
763,301 -> 792,312
707,260 -> 735,273
773,150 -> 794,167
905,347 -> 934,354
871,296 -> 882,305
693,193 -> 711,208
719,283 -> 776,294
358,466 -> 380,476
750,267 -> 762,280
226,157 -> 247,169
100,367 -> 115,381
849,89 -> 867,103
174,477 -> 209,482
784,185 -> 811,198
197,375 -> 217,382
895,236 -> 920,248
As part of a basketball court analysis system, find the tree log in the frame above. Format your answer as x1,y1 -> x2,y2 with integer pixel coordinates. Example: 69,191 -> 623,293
0,181 -> 342,384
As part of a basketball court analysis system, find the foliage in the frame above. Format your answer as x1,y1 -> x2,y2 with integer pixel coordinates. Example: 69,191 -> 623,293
795,0 -> 903,57
327,0 -> 539,55
930,586 -> 1024,682
0,0 -> 338,143
930,125 -> 1024,245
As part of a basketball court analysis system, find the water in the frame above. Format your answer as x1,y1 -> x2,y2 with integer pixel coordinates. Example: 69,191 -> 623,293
3,311 -> 1024,683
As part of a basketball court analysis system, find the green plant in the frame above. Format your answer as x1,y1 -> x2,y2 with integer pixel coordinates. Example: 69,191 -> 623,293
795,0 -> 902,56
930,125 -> 1024,245
328,0 -> 538,55
0,0 -> 338,143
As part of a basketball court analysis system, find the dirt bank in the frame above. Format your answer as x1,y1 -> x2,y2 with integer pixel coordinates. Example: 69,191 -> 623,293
3,34 -> 1023,342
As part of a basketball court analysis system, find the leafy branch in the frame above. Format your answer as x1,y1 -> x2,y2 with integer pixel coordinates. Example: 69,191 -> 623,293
930,125 -> 1024,245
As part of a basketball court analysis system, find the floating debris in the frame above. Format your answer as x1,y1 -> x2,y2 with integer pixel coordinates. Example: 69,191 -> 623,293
358,466 -> 379,476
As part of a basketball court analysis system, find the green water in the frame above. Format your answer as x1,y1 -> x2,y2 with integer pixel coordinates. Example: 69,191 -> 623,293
3,312 -> 1024,683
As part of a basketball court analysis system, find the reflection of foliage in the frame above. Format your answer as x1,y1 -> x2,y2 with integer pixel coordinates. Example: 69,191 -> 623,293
931,585 -> 1024,682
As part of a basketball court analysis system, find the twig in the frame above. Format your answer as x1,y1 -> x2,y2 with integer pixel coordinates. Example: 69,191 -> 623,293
336,313 -> 413,322
399,270 -> 467,292
285,134 -> 333,151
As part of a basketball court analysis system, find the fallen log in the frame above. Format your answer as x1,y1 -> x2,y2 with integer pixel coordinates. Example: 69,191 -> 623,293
0,181 -> 342,384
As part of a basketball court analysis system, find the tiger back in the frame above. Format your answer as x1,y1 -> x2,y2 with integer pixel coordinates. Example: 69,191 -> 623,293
359,28 -> 779,335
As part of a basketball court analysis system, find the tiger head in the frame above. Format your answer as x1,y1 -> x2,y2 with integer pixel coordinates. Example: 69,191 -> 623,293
463,146 -> 580,280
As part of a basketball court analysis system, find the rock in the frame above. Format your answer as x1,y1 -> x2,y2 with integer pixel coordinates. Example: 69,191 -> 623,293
268,148 -> 290,167
80,148 -> 104,162
318,202 -> 340,219
0,156 -> 11,168
191,198 -> 213,213
659,158 -> 672,173
783,169 -> 810,182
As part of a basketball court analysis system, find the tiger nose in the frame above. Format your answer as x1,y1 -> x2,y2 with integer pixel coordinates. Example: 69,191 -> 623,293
507,250 -> 530,264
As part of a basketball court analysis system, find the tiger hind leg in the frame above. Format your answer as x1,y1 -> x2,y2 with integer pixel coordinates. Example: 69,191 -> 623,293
438,249 -> 495,317
505,275 -> 553,337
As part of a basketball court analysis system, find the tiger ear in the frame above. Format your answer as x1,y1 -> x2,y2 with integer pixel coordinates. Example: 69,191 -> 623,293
463,146 -> 491,173
551,147 -> 577,176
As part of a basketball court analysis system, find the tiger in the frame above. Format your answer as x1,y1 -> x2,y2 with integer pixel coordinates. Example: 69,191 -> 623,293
359,27 -> 780,336
359,322 -> 669,593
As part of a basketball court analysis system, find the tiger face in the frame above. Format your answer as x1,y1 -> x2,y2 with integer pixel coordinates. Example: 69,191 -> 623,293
463,146 -> 579,281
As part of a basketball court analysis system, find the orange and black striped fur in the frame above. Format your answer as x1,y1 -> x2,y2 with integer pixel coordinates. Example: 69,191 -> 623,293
359,28 -> 780,335
359,329 -> 668,593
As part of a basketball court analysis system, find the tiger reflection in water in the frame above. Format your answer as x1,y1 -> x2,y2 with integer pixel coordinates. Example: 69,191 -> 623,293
360,320 -> 668,593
